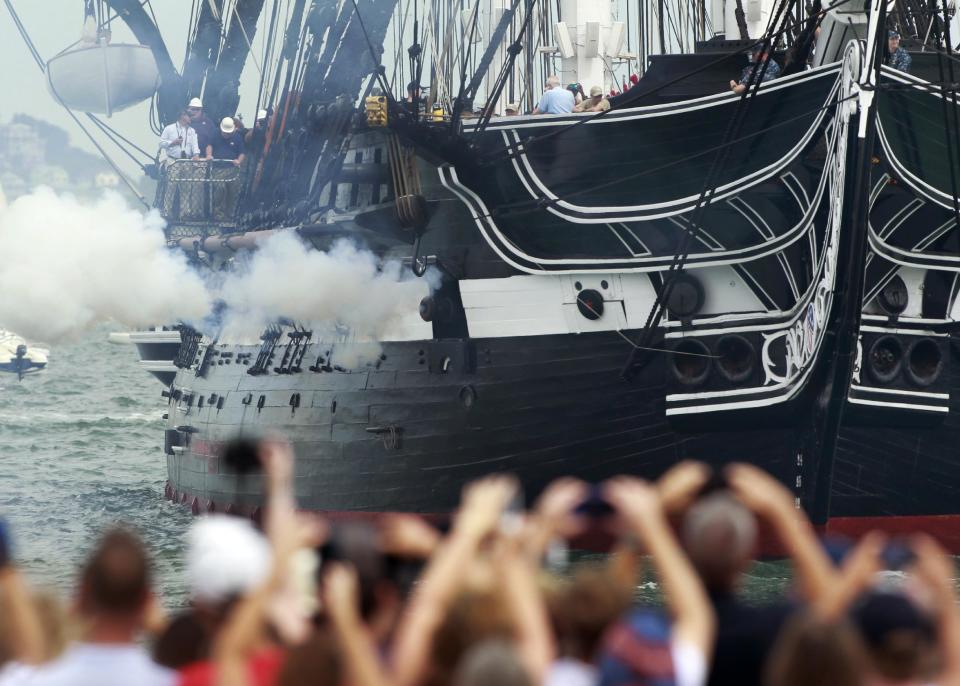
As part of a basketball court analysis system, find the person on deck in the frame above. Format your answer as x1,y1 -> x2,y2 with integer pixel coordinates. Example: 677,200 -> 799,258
574,86 -> 607,112
158,111 -> 200,166
186,98 -> 217,154
729,46 -> 781,94
533,75 -> 575,115
207,118 -> 246,224
206,118 -> 246,165
886,30 -> 912,73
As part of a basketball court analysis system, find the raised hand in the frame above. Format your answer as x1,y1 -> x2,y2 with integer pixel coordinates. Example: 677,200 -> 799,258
454,474 -> 520,540
380,514 -> 441,559
323,562 -> 361,625
910,534 -> 957,601
604,476 -> 664,527
726,463 -> 795,517
259,439 -> 295,493
657,461 -> 711,513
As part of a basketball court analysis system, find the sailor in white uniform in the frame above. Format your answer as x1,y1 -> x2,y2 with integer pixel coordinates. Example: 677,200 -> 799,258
158,110 -> 201,166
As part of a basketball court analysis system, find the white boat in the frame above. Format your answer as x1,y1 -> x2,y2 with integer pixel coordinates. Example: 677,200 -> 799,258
0,331 -> 48,378
45,42 -> 160,116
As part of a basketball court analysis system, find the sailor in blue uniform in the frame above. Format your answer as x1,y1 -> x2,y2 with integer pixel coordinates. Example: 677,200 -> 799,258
886,30 -> 912,73
729,46 -> 781,94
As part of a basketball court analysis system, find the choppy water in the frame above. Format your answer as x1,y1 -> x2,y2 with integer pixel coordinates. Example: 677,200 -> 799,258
0,329 -> 193,607
0,330 -> 793,610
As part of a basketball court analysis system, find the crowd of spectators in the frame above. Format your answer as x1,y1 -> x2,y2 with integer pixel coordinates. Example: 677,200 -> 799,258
1,442 -> 958,686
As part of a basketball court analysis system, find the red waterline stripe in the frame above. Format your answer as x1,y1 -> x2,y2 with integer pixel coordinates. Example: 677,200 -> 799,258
167,492 -> 960,554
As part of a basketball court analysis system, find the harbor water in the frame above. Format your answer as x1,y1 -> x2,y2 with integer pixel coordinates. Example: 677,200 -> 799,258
0,329 -> 793,609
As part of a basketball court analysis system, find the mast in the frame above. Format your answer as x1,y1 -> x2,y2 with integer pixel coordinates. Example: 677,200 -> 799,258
204,0 -> 267,121
556,0 -> 614,90
183,0 -> 224,104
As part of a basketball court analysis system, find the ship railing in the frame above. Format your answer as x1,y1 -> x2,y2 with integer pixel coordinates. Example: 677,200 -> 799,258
154,159 -> 244,239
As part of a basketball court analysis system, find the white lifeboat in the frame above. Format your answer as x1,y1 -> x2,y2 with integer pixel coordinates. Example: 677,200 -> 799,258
0,331 -> 49,378
45,41 -> 160,116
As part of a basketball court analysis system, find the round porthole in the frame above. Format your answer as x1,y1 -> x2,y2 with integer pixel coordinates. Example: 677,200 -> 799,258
669,339 -> 712,386
877,275 -> 908,316
715,335 -> 756,383
664,273 -> 705,319
867,335 -> 904,384
576,289 -> 604,320
906,338 -> 943,387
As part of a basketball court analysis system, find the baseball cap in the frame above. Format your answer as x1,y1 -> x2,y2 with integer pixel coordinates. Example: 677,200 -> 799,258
186,515 -> 271,604
590,85 -> 603,97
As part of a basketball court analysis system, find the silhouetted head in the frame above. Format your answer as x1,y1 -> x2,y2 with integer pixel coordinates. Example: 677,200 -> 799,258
548,564 -> 633,662
154,611 -> 211,669
683,492 -> 757,592
851,590 -> 936,682
79,527 -> 150,620
453,639 -> 531,686
765,612 -> 867,686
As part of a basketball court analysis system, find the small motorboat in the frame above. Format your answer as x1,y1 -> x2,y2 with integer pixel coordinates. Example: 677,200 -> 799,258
0,331 -> 49,379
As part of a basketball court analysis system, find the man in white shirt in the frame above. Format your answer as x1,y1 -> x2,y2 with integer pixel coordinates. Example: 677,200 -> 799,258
533,75 -> 575,115
27,528 -> 174,686
158,110 -> 201,165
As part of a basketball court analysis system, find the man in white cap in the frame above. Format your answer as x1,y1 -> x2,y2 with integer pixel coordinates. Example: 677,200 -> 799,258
207,117 -> 246,221
186,97 -> 217,153
205,117 -> 246,165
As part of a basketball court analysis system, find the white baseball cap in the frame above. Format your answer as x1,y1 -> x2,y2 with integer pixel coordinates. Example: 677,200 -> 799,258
505,102 -> 519,112
220,117 -> 236,134
257,109 -> 268,120
186,515 -> 271,604
188,97 -> 203,108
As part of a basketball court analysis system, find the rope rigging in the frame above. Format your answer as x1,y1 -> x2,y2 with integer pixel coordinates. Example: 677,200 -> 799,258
3,0 -> 149,206
620,0 -> 800,377
477,0 -> 853,166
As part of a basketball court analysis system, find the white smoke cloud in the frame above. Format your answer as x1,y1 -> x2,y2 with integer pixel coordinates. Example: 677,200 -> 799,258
0,189 -> 427,358
217,232 -> 425,351
0,188 -> 213,342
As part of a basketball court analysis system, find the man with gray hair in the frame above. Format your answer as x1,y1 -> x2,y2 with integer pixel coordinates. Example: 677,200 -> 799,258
658,461 -> 837,686
533,75 -> 575,115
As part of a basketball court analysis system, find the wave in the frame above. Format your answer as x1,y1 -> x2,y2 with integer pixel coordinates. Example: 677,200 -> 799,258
0,411 -> 162,427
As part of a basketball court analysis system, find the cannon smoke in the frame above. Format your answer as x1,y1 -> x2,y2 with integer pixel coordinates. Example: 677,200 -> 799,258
0,189 -> 425,361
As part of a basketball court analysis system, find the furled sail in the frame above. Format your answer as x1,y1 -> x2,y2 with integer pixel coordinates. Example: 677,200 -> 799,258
45,42 -> 160,116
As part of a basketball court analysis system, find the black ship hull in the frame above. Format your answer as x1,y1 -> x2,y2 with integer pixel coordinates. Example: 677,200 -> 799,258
152,44 -> 960,551
162,330 -> 806,517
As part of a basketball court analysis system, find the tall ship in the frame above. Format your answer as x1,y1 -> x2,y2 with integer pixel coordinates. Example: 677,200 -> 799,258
9,0 -> 960,547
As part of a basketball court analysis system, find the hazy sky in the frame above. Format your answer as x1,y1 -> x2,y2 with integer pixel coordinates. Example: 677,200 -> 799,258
0,1 -> 266,177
